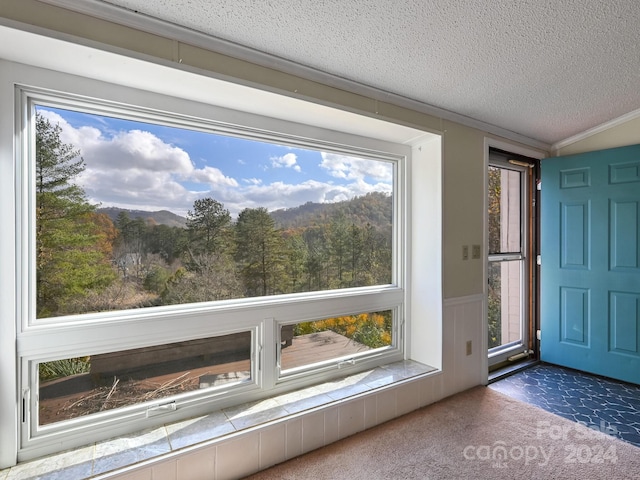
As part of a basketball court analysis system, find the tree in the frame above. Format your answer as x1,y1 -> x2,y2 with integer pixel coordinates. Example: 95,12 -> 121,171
235,207 -> 288,296
146,223 -> 187,263
186,197 -> 231,257
113,212 -> 149,279
36,114 -> 88,218
35,113 -> 116,317
328,212 -> 350,287
347,223 -> 364,286
302,225 -> 330,291
283,232 -> 308,293
161,197 -> 238,303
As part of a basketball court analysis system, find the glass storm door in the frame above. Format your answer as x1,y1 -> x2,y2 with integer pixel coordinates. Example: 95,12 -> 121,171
488,154 -> 530,366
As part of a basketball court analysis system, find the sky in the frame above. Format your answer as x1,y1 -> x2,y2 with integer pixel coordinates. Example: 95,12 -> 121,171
37,106 -> 393,218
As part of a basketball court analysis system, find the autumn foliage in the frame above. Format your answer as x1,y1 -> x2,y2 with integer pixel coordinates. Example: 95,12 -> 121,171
295,311 -> 392,349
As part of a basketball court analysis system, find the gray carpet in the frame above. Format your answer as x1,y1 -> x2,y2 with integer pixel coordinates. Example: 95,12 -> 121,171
245,386 -> 640,479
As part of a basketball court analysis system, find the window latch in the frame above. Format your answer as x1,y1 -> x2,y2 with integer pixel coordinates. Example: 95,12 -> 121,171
337,358 -> 356,369
22,388 -> 30,423
146,401 -> 176,418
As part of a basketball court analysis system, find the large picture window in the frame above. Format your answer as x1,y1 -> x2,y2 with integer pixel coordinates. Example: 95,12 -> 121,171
33,105 -> 395,320
15,83 -> 407,460
0,23 -> 446,470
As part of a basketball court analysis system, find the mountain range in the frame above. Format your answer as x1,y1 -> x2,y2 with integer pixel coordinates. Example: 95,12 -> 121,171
98,192 -> 391,230
97,207 -> 188,228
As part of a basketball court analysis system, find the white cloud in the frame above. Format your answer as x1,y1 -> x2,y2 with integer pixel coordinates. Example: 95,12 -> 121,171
38,109 -> 238,212
86,130 -> 195,178
243,178 -> 263,185
37,109 -> 392,218
320,152 -> 392,182
271,153 -> 301,172
226,178 -> 384,215
225,179 -> 335,213
190,166 -> 238,187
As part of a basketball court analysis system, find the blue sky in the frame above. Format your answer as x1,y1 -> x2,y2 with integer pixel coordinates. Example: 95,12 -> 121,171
37,106 -> 393,217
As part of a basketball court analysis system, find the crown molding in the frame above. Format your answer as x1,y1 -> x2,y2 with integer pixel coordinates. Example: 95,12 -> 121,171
551,107 -> 640,152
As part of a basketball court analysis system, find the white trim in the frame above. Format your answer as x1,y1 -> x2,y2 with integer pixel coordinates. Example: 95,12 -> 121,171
35,0 -> 551,151
0,62 -> 18,473
485,138 -> 547,161
408,137 -> 443,370
551,107 -> 640,152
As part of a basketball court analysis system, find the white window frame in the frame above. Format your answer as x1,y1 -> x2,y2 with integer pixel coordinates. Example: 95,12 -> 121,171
0,25 -> 443,469
11,68 -> 407,461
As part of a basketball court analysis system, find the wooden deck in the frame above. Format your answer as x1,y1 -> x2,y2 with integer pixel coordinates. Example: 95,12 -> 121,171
39,330 -> 367,426
280,331 -> 369,370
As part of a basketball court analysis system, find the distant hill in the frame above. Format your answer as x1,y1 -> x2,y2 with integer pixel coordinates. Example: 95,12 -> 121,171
98,207 -> 187,228
270,192 -> 392,230
98,192 -> 391,231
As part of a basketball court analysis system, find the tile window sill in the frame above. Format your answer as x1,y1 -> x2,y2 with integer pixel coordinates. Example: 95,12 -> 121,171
2,360 -> 436,480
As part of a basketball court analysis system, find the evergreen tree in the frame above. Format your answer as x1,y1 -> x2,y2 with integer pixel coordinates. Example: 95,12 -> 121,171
146,223 -> 187,263
235,207 -> 288,296
283,232 -> 308,293
302,226 -> 329,291
348,223 -> 363,286
162,197 -> 238,302
186,197 -> 231,256
328,212 -> 350,287
184,197 -> 232,272
35,113 -> 116,317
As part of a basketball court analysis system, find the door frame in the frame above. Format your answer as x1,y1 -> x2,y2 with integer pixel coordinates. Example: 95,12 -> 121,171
483,139 -> 545,378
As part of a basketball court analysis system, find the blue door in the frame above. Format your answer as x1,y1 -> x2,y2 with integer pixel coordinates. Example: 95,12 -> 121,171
541,144 -> 640,384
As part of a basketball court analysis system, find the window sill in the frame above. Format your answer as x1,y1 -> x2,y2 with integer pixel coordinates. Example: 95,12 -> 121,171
2,360 -> 436,480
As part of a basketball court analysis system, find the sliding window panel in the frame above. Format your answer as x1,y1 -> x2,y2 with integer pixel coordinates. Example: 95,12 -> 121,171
278,309 -> 396,378
37,332 -> 251,427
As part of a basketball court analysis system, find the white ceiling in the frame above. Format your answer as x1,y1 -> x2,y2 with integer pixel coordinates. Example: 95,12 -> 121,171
53,1 -> 640,146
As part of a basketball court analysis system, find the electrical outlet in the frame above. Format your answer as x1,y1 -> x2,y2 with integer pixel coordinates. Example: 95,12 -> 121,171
471,244 -> 481,259
466,340 -> 472,356
462,245 -> 469,260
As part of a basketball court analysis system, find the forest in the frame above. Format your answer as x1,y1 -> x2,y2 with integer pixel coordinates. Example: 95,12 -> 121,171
36,112 -> 394,322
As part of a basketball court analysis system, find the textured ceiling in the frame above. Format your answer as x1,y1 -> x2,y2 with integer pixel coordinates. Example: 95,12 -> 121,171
89,1 -> 640,145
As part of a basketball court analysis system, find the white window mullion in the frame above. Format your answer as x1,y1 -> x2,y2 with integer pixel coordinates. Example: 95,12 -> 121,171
261,317 -> 277,389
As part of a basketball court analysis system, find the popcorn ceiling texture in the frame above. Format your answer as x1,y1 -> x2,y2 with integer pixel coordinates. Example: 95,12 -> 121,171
100,0 -> 640,144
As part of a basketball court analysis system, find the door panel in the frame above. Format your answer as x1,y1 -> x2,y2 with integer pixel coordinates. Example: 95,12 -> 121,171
541,144 -> 640,384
